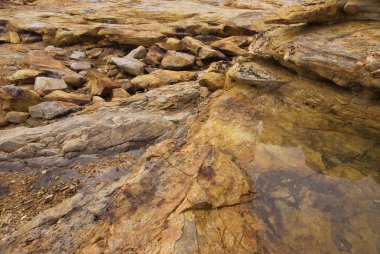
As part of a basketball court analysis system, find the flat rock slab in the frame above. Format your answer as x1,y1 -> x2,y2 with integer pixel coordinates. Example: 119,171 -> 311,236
29,101 -> 80,119
161,51 -> 195,70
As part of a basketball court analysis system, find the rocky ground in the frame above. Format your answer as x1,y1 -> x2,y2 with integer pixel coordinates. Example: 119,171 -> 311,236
0,0 -> 379,253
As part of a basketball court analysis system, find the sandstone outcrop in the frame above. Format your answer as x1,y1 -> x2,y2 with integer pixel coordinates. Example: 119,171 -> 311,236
0,0 -> 379,253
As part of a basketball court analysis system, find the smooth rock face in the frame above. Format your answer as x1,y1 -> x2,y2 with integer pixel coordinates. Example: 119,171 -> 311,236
183,36 -> 225,60
161,51 -> 195,70
34,77 -> 67,95
70,51 -> 85,60
211,36 -> 251,56
111,56 -> 145,76
62,72 -> 84,87
29,101 -> 80,119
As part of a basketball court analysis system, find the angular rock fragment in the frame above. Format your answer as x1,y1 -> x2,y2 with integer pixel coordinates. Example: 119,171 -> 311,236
29,101 -> 80,119
127,46 -> 147,59
62,72 -> 84,88
111,56 -> 145,76
112,88 -> 130,99
44,90 -> 91,105
131,70 -> 197,89
86,70 -> 121,96
5,111 -> 29,123
211,36 -> 251,56
161,51 -> 195,70
183,36 -> 225,60
34,77 -> 67,95
143,45 -> 166,65
0,86 -> 40,112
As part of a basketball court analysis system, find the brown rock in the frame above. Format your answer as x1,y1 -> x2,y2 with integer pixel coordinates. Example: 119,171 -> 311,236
127,46 -> 147,59
5,111 -> 29,123
111,57 -> 145,76
86,70 -> 121,96
44,91 -> 91,105
0,111 -> 8,127
131,70 -> 197,89
157,38 -> 186,51
143,45 -> 166,66
8,31 -> 20,44
182,36 -> 225,60
11,69 -> 43,84
0,86 -> 40,112
112,88 -> 130,99
161,51 -> 195,70
211,36 -> 251,56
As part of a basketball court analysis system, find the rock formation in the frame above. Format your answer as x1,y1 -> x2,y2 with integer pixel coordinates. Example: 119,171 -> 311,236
0,0 -> 379,253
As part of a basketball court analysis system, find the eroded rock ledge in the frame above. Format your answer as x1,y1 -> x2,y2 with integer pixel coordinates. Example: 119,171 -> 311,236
0,0 -> 379,253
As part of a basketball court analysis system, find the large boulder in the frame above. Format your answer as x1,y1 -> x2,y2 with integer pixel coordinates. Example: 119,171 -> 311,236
29,101 -> 80,119
34,77 -> 68,95
161,51 -> 195,70
111,57 -> 145,76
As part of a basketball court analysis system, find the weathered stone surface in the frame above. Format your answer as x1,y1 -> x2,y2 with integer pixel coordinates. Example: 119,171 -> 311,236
161,51 -> 195,70
44,90 -> 91,105
0,86 -> 40,112
29,101 -> 80,119
0,110 -> 7,127
111,56 -> 145,76
5,111 -> 29,123
86,70 -> 121,96
183,36 -> 225,60
249,21 -> 380,89
8,31 -> 20,44
127,46 -> 147,59
131,70 -> 197,89
34,77 -> 68,95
